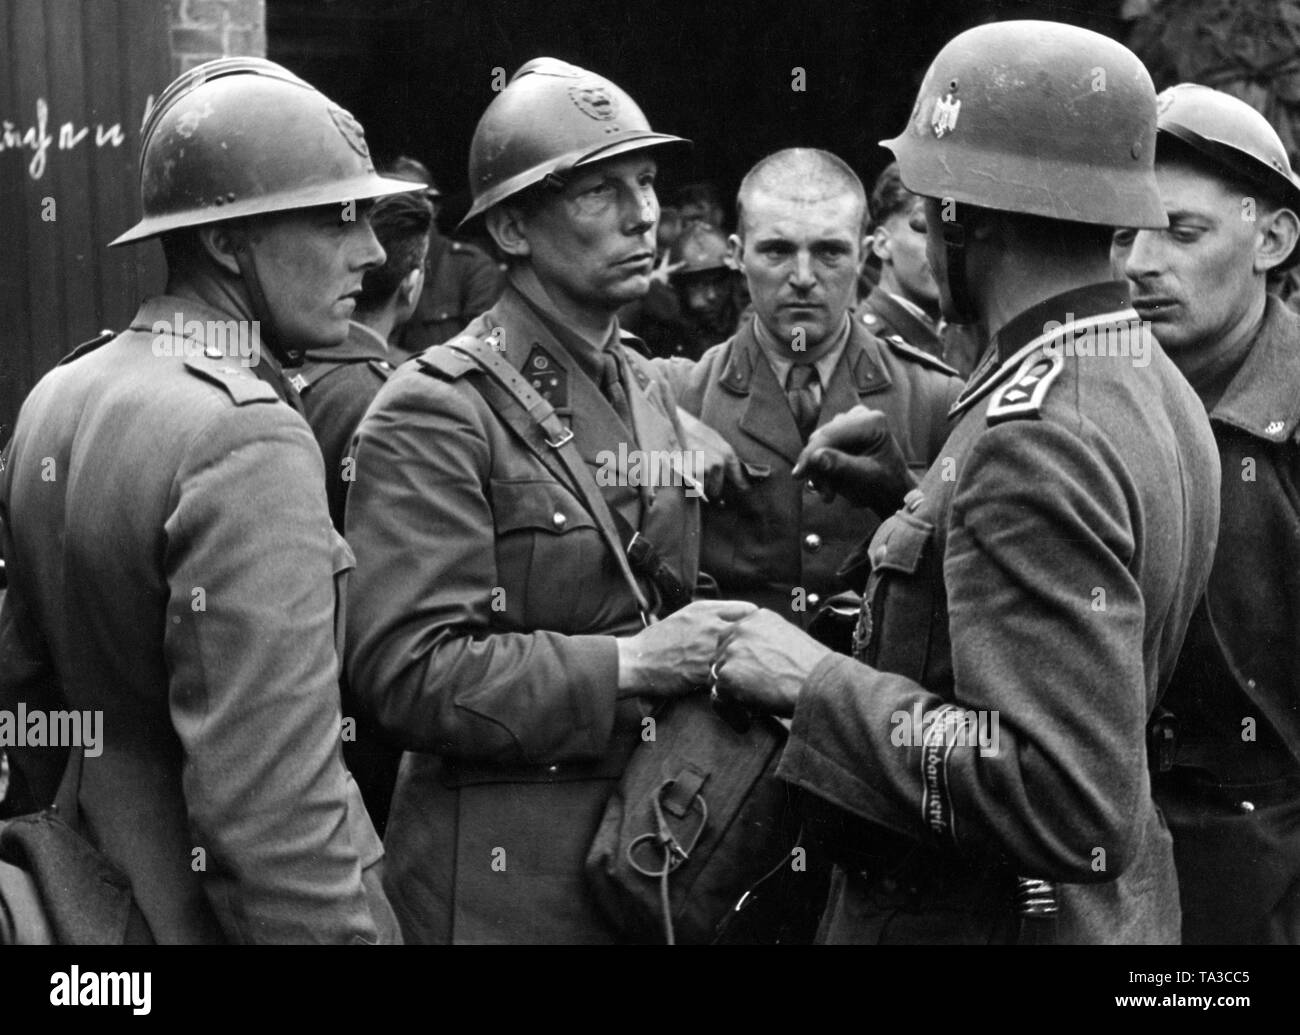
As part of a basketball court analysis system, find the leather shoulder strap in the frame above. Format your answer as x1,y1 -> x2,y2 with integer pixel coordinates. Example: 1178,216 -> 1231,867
447,340 -> 651,622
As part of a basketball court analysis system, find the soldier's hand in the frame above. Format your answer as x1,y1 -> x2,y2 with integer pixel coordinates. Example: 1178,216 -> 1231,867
792,405 -> 916,514
712,609 -> 831,717
618,600 -> 758,697
676,408 -> 750,501
650,251 -> 685,286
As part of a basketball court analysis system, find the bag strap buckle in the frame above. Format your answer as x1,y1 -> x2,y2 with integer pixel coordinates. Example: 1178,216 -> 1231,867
544,425 -> 574,449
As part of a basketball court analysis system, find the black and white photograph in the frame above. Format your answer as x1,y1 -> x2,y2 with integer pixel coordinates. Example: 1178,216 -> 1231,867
0,0 -> 1293,1016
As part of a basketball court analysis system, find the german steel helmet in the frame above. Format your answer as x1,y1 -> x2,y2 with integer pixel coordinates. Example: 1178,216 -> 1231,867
1156,83 -> 1300,213
881,20 -> 1167,229
461,57 -> 688,225
670,223 -> 731,276
110,57 -> 420,246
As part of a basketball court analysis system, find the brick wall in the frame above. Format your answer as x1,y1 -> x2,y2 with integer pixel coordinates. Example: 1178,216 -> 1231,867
166,0 -> 266,76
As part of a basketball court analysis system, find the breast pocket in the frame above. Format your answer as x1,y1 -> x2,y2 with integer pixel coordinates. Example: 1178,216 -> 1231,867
490,478 -> 603,627
857,511 -> 938,682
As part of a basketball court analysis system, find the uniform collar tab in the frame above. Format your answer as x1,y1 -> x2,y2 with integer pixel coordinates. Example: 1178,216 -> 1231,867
846,318 -> 893,393
719,317 -> 761,394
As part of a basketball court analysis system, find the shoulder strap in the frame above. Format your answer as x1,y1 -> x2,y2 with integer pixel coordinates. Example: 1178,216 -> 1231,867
446,340 -> 652,623
882,334 -> 961,377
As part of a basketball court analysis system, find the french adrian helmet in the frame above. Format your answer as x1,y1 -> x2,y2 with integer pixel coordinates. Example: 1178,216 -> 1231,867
461,58 -> 687,225
111,57 -> 418,246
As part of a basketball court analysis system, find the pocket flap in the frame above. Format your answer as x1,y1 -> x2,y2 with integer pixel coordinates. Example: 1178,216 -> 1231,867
870,512 -> 935,576
490,479 -> 597,535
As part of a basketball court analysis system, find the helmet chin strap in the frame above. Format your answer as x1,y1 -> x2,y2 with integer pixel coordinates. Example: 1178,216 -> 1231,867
232,241 -> 306,369
940,208 -> 979,325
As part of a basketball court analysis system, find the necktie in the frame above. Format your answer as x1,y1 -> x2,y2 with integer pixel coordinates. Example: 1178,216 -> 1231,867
600,350 -> 635,432
786,363 -> 820,441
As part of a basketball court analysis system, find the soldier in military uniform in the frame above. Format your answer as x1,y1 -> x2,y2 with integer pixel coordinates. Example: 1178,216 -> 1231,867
295,188 -> 433,534
344,59 -> 754,944
711,21 -> 1221,943
625,222 -> 745,361
860,162 -> 982,377
290,187 -> 434,840
674,182 -> 728,231
1113,84 -> 1300,943
658,149 -> 962,630
0,60 -> 419,942
388,155 -> 505,358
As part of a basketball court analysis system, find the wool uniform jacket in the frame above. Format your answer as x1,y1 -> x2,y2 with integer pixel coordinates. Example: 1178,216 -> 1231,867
295,320 -> 395,533
394,234 -> 504,358
344,282 -> 700,943
1156,294 -> 1300,942
295,321 -> 401,834
1161,295 -> 1300,768
777,282 -> 1222,944
859,284 -> 983,378
0,296 -> 391,944
660,314 -> 962,628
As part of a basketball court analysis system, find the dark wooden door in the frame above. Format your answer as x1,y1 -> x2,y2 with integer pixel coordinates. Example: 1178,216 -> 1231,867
0,0 -> 170,438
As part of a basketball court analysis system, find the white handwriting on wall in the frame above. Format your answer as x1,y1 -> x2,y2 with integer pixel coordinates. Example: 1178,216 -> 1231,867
0,97 -> 151,180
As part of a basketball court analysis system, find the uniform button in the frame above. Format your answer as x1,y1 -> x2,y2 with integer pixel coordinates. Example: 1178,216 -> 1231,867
807,593 -> 821,608
552,511 -> 567,529
1239,800 -> 1256,814
805,480 -> 817,493
804,533 -> 822,552
547,764 -> 560,774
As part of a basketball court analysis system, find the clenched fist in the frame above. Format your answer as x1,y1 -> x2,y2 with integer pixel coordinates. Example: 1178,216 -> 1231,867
712,608 -> 833,717
791,406 -> 916,515
618,599 -> 758,697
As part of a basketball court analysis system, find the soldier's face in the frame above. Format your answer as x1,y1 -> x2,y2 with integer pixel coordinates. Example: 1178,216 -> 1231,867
245,203 -> 386,349
878,196 -> 938,308
1112,161 -> 1266,354
736,188 -> 863,352
680,200 -> 724,229
678,270 -> 731,323
520,154 -> 660,313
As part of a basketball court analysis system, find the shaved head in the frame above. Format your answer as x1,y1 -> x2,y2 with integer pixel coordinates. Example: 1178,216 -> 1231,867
732,148 -> 868,355
736,148 -> 867,239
